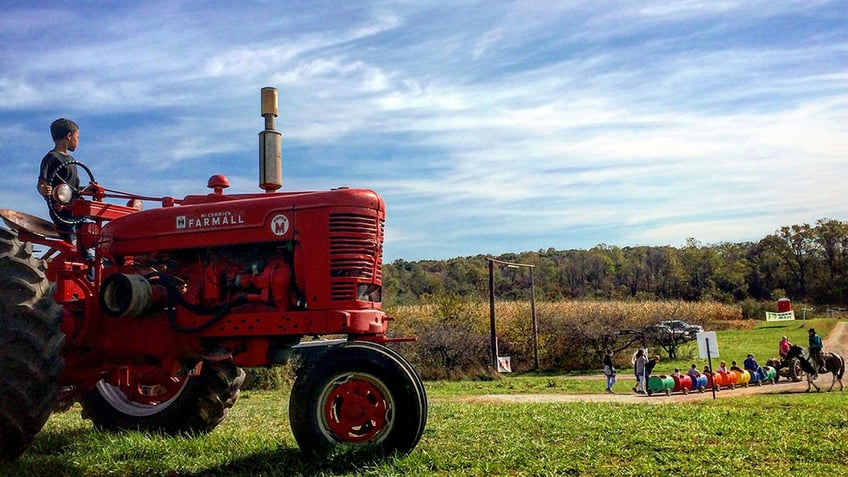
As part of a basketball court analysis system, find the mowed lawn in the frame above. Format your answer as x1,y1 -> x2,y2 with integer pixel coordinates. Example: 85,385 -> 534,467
2,320 -> 846,476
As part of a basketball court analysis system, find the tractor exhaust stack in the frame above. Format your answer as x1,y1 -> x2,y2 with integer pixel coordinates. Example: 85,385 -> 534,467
259,87 -> 282,192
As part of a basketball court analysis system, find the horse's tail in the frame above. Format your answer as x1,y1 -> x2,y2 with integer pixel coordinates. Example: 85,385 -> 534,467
838,354 -> 845,380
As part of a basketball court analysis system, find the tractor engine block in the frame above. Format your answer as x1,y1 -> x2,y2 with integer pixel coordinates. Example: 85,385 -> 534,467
99,244 -> 300,320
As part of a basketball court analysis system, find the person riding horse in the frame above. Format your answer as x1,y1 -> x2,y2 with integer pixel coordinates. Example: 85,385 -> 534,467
783,344 -> 845,392
808,328 -> 826,375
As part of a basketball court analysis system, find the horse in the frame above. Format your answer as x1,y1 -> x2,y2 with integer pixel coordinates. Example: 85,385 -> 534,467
783,345 -> 845,392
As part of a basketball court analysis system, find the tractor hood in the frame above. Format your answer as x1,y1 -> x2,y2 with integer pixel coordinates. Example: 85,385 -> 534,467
98,188 -> 384,257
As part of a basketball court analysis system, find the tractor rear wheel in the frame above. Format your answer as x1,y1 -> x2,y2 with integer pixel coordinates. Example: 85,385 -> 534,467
0,229 -> 64,463
289,341 -> 427,456
80,360 -> 245,434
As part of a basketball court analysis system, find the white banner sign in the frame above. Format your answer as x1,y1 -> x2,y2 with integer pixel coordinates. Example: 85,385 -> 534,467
497,356 -> 512,373
765,311 -> 795,322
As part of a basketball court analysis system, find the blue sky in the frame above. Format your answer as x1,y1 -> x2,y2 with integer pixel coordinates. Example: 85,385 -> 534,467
1,1 -> 846,262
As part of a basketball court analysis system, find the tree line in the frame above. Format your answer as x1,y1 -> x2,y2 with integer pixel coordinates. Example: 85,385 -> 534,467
383,218 -> 848,313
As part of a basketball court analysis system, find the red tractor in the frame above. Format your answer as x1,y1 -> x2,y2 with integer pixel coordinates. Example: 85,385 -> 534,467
0,88 -> 426,462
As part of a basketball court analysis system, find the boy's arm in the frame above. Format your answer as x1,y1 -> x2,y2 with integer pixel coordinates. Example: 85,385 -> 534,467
37,153 -> 55,197
36,178 -> 51,197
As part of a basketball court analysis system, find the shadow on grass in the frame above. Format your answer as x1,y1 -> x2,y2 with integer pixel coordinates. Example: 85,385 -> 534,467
183,447 -> 396,477
2,427 -> 400,477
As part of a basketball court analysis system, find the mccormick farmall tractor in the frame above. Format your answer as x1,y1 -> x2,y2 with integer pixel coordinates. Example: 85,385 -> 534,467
0,88 -> 427,462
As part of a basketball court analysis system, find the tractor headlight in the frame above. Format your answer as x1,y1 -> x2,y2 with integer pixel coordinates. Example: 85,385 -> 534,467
52,183 -> 73,204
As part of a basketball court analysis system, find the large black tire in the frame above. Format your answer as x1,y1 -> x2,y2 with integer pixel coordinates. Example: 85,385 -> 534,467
289,341 -> 427,456
0,228 -> 64,463
386,343 -> 428,448
80,360 -> 245,434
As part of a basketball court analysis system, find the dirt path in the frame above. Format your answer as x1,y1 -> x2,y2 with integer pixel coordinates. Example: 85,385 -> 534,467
462,321 -> 847,405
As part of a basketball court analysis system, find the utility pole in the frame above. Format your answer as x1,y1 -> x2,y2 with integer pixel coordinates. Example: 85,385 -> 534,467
488,259 -> 498,370
486,257 -> 539,371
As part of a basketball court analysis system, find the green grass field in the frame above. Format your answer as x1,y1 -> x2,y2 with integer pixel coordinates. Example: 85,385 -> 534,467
1,319 -> 846,476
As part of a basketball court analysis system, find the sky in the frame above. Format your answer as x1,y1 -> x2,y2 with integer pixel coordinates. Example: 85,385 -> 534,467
1,1 -> 846,262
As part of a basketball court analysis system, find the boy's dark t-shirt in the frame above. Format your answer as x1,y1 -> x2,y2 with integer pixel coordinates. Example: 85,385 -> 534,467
40,150 -> 79,189
39,150 -> 80,232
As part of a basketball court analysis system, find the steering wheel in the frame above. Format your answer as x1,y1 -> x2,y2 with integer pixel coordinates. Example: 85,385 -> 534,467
47,160 -> 97,227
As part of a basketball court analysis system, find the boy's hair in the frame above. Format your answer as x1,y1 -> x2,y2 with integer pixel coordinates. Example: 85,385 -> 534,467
50,118 -> 79,141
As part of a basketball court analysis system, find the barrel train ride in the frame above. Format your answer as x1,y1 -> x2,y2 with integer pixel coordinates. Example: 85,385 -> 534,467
646,367 -> 777,396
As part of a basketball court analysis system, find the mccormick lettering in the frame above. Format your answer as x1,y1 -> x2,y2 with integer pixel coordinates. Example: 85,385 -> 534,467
176,211 -> 245,230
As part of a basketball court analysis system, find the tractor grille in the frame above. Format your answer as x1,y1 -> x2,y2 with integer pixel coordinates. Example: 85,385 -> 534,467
329,213 -> 383,301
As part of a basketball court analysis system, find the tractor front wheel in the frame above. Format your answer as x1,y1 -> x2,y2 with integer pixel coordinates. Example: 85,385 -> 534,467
0,228 -> 64,463
289,341 -> 427,456
80,360 -> 245,434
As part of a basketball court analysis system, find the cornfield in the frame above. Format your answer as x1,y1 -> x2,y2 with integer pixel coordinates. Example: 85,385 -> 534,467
387,299 -> 742,379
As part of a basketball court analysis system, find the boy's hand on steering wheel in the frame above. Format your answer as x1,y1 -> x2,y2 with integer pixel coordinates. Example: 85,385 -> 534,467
37,181 -> 52,197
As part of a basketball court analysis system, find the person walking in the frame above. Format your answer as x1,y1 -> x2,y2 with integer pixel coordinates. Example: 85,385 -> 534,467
644,355 -> 660,384
778,336 -> 792,359
603,350 -> 616,394
633,349 -> 647,394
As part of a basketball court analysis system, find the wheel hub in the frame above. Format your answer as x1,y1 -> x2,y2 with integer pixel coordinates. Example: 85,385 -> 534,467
324,377 -> 388,442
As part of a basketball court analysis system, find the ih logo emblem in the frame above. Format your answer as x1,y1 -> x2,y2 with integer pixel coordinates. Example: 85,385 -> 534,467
271,214 -> 290,236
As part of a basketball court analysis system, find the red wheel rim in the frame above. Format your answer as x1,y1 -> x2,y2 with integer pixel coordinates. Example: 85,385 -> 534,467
322,375 -> 389,443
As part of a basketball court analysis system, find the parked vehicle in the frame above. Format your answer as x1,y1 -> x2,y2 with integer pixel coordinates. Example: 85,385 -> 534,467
659,320 -> 703,339
645,320 -> 704,343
